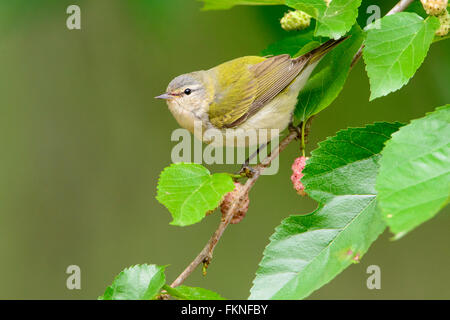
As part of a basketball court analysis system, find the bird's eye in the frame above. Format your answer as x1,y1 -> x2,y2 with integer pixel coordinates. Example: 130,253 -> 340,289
184,88 -> 192,95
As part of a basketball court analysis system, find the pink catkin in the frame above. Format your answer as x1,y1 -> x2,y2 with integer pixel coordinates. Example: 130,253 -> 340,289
291,156 -> 307,196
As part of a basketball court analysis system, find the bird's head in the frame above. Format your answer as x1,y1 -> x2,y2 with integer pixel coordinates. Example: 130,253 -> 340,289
155,72 -> 211,112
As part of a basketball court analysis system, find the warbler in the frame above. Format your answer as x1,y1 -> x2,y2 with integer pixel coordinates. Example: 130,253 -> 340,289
156,38 -> 346,147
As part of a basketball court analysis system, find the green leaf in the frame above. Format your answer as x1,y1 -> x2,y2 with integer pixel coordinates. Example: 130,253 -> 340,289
363,12 -> 440,100
261,29 -> 317,57
294,24 -> 364,121
249,122 -> 402,300
376,105 -> 450,239
156,163 -> 235,226
201,0 -> 284,10
295,40 -> 322,56
100,264 -> 166,300
286,0 -> 362,39
163,285 -> 225,300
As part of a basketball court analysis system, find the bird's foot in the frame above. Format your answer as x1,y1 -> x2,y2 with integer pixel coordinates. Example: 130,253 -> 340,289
288,122 -> 302,138
239,164 -> 257,178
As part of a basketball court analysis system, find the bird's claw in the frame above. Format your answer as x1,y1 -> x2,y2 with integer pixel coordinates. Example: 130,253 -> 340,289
288,123 -> 302,138
239,165 -> 256,178
288,122 -> 302,139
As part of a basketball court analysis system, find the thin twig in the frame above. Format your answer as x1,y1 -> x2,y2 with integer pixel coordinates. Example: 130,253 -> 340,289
351,0 -> 414,67
170,129 -> 299,288
168,0 -> 415,292
387,0 -> 415,15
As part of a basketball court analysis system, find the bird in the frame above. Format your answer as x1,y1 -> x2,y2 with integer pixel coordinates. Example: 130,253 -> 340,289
156,38 -> 346,147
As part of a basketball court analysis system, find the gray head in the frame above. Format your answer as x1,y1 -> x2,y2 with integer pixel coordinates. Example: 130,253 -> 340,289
155,72 -> 209,111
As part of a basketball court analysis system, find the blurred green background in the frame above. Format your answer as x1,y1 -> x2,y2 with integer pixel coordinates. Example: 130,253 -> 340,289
0,0 -> 448,299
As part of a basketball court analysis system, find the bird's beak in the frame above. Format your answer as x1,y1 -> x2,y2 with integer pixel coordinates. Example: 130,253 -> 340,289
155,93 -> 172,100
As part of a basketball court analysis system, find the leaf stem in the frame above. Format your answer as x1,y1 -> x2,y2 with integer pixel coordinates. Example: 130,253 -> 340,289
227,173 -> 244,180
301,120 -> 306,157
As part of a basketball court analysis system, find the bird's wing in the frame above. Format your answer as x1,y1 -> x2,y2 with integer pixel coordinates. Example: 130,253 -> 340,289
208,55 -> 309,129
208,56 -> 264,129
247,38 -> 349,120
246,54 -> 309,119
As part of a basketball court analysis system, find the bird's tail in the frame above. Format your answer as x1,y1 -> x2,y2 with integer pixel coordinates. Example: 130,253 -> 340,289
295,36 -> 349,64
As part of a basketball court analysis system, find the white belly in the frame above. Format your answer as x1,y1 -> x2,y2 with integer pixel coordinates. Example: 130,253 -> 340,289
229,92 -> 297,146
